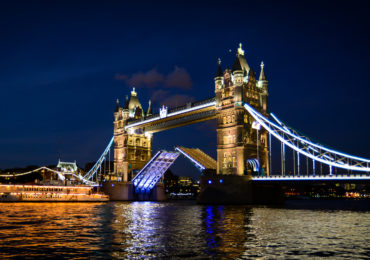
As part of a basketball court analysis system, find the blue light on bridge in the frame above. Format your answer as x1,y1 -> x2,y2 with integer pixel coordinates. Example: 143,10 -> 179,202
208,180 -> 212,184
219,179 -> 223,183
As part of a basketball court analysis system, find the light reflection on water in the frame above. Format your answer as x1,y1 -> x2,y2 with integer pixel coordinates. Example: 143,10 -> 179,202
0,201 -> 369,259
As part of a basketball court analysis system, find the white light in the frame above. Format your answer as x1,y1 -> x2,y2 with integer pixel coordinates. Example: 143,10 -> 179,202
252,175 -> 370,181
252,121 -> 261,130
125,101 -> 216,129
175,147 -> 206,171
144,132 -> 152,139
159,105 -> 168,118
243,103 -> 370,171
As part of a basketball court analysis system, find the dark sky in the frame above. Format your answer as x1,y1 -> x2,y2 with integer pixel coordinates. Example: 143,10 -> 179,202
1,0 -> 369,179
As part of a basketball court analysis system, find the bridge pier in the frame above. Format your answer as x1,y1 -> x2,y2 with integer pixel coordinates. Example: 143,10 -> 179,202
102,181 -> 167,201
198,174 -> 284,205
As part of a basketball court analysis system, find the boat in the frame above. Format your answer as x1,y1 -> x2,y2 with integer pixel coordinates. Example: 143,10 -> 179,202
0,184 -> 109,202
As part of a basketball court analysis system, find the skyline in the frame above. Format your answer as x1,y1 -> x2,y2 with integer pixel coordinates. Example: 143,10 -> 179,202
1,1 -> 370,178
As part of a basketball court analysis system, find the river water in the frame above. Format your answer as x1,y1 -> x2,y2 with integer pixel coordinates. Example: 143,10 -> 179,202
0,201 -> 369,259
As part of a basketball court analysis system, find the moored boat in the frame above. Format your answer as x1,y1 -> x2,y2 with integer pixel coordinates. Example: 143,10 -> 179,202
0,184 -> 109,202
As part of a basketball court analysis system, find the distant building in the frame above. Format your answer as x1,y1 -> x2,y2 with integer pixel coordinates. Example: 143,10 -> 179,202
56,160 -> 79,185
178,176 -> 192,187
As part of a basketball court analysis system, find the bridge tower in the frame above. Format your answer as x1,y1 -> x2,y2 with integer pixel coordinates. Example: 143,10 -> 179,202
112,88 -> 152,182
215,44 -> 270,176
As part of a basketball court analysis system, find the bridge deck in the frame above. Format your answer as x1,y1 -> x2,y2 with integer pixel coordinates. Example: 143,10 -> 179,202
175,147 -> 216,171
132,151 -> 180,193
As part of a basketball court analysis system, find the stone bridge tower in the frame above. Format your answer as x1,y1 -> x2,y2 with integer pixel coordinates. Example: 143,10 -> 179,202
112,88 -> 152,182
215,44 -> 269,176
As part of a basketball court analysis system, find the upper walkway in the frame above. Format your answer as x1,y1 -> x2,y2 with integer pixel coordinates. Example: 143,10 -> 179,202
125,97 -> 216,133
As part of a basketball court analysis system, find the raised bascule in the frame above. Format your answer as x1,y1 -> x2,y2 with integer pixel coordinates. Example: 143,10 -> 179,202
5,44 -> 369,203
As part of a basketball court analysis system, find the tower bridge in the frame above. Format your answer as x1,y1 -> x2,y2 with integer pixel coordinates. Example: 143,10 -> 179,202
5,43 -> 369,203
98,43 -> 370,202
111,43 -> 270,184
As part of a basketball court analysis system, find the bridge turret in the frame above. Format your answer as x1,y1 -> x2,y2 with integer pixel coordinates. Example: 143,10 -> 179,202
128,87 -> 144,119
215,58 -> 224,107
215,43 -> 270,176
114,99 -> 120,121
215,58 -> 223,89
232,55 -> 243,104
257,62 -> 268,111
146,100 -> 152,116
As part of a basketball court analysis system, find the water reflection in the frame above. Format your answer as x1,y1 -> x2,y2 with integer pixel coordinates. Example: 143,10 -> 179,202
0,202 -> 369,259
0,202 -> 114,259
203,205 -> 252,258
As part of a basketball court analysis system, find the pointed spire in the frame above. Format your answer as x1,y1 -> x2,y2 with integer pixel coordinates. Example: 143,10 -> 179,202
232,55 -> 242,72
259,61 -> 266,81
131,87 -> 137,96
123,95 -> 129,110
147,100 -> 152,116
115,98 -> 120,112
216,58 -> 223,77
237,43 -> 245,56
249,67 -> 256,79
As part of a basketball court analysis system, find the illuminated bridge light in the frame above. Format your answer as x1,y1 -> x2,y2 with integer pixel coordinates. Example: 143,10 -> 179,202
208,180 -> 212,184
243,103 -> 370,172
219,179 -> 223,183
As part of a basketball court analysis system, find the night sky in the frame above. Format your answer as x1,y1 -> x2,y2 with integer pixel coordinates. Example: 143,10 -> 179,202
1,1 -> 369,179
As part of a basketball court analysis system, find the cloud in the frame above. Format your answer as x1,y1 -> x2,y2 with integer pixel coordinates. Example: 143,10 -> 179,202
115,69 -> 164,87
150,90 -> 194,108
115,66 -> 192,90
151,89 -> 170,103
161,94 -> 195,108
165,66 -> 192,89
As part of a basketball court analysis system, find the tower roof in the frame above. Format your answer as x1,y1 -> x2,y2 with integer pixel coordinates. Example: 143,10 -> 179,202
115,99 -> 120,112
236,43 -> 250,73
147,100 -> 152,116
216,58 -> 223,77
249,67 -> 256,79
232,55 -> 242,72
123,95 -> 129,110
128,87 -> 142,111
259,61 -> 266,81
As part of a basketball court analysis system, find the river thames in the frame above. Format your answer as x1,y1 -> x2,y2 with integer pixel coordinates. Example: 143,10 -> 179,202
0,201 -> 369,259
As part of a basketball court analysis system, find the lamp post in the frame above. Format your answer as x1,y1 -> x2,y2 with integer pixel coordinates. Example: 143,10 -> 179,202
252,121 -> 261,173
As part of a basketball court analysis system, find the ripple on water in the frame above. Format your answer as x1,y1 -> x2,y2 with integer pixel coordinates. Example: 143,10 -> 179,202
0,201 -> 369,259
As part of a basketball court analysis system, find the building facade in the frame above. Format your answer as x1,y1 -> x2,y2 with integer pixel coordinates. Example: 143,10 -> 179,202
215,44 -> 269,176
112,88 -> 152,182
112,44 -> 270,181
